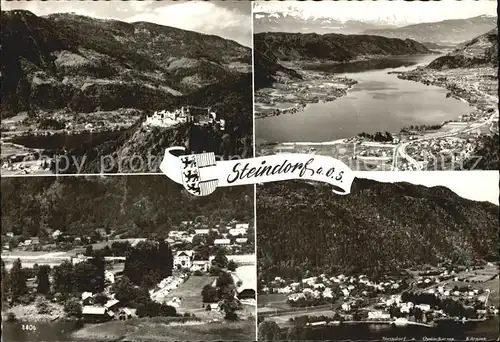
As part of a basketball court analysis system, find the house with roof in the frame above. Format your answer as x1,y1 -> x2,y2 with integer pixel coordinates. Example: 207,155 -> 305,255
104,299 -> 120,311
235,238 -> 248,244
82,292 -> 93,305
82,306 -> 113,322
118,308 -> 135,320
174,250 -> 194,269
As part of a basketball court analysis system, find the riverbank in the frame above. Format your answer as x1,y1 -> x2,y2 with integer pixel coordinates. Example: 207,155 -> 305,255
71,317 -> 256,341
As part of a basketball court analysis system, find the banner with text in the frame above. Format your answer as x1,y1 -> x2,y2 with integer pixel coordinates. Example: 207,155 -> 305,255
160,147 -> 354,196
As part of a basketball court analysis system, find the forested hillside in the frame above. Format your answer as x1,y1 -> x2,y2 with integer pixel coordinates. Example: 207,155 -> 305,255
1,176 -> 253,238
257,179 -> 499,282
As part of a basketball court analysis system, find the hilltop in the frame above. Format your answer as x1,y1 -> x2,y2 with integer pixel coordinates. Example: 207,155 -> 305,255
365,15 -> 497,45
427,27 -> 498,69
257,179 -> 499,280
1,10 -> 251,119
254,32 -> 431,63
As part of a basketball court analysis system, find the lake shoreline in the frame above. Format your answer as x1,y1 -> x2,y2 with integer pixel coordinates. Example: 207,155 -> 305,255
255,61 -> 358,119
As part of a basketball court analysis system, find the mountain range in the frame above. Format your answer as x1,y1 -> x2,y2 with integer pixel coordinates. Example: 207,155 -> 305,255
257,179 -> 498,281
1,10 -> 251,119
253,11 -> 398,35
254,13 -> 497,46
427,27 -> 498,69
365,15 -> 497,45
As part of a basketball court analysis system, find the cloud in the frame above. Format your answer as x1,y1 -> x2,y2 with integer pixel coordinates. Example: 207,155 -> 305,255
128,1 -> 251,46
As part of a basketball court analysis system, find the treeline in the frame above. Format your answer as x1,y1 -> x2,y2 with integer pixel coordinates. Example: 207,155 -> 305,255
1,175 -> 253,238
257,179 -> 499,282
1,257 -> 105,305
400,124 -> 442,133
357,131 -> 394,142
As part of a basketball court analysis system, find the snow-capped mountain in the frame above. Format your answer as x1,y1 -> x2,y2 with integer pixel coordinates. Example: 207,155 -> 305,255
253,12 -> 398,34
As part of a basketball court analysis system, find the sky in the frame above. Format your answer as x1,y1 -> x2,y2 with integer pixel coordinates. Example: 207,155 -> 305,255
254,0 -> 498,25
1,0 -> 252,47
356,171 -> 499,205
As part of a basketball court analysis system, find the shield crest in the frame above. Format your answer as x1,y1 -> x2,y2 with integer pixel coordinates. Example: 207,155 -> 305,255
179,152 -> 218,196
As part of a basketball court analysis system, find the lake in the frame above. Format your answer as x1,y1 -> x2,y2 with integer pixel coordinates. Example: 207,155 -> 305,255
7,130 -> 127,151
280,317 -> 499,340
2,321 -> 83,342
256,55 -> 473,143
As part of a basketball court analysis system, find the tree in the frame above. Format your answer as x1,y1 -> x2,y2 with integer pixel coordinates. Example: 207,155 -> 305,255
2,261 -> 10,303
94,293 -> 108,305
227,260 -> 237,272
53,261 -> 74,294
221,296 -> 239,321
202,284 -> 218,303
36,265 -> 51,294
286,325 -> 302,340
112,276 -> 145,305
212,248 -> 228,268
258,320 -> 281,341
84,245 -> 94,257
10,258 -> 27,301
64,298 -> 82,318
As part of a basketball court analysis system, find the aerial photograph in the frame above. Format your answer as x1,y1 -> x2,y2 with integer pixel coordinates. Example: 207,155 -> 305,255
1,175 -> 256,341
1,1 -> 253,175
254,1 -> 498,171
257,171 -> 499,341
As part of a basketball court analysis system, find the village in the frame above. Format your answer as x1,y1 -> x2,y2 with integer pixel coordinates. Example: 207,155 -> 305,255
1,218 -> 255,325
143,106 -> 226,131
258,263 -> 499,328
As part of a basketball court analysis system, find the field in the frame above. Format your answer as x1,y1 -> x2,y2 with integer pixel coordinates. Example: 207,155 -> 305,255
258,294 -> 292,311
164,275 -> 214,313
71,317 -> 256,341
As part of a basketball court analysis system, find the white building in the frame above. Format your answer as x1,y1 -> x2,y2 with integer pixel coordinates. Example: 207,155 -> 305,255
191,260 -> 211,272
368,311 -> 391,320
416,304 -> 431,312
194,229 -> 211,236
235,223 -> 249,230
214,239 -> 231,246
229,228 -> 247,236
143,107 -> 191,128
235,238 -> 248,244
174,251 -> 194,269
